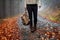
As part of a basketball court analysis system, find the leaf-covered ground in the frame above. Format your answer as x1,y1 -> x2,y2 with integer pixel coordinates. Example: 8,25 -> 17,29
0,16 -> 60,40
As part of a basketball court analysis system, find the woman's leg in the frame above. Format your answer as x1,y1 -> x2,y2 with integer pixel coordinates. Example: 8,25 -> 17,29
27,5 -> 33,30
33,4 -> 38,31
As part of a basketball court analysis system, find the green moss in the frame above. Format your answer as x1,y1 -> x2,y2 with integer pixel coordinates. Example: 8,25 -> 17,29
49,15 -> 60,21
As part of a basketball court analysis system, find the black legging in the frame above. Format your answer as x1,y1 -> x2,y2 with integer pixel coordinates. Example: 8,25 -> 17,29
27,4 -> 38,29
